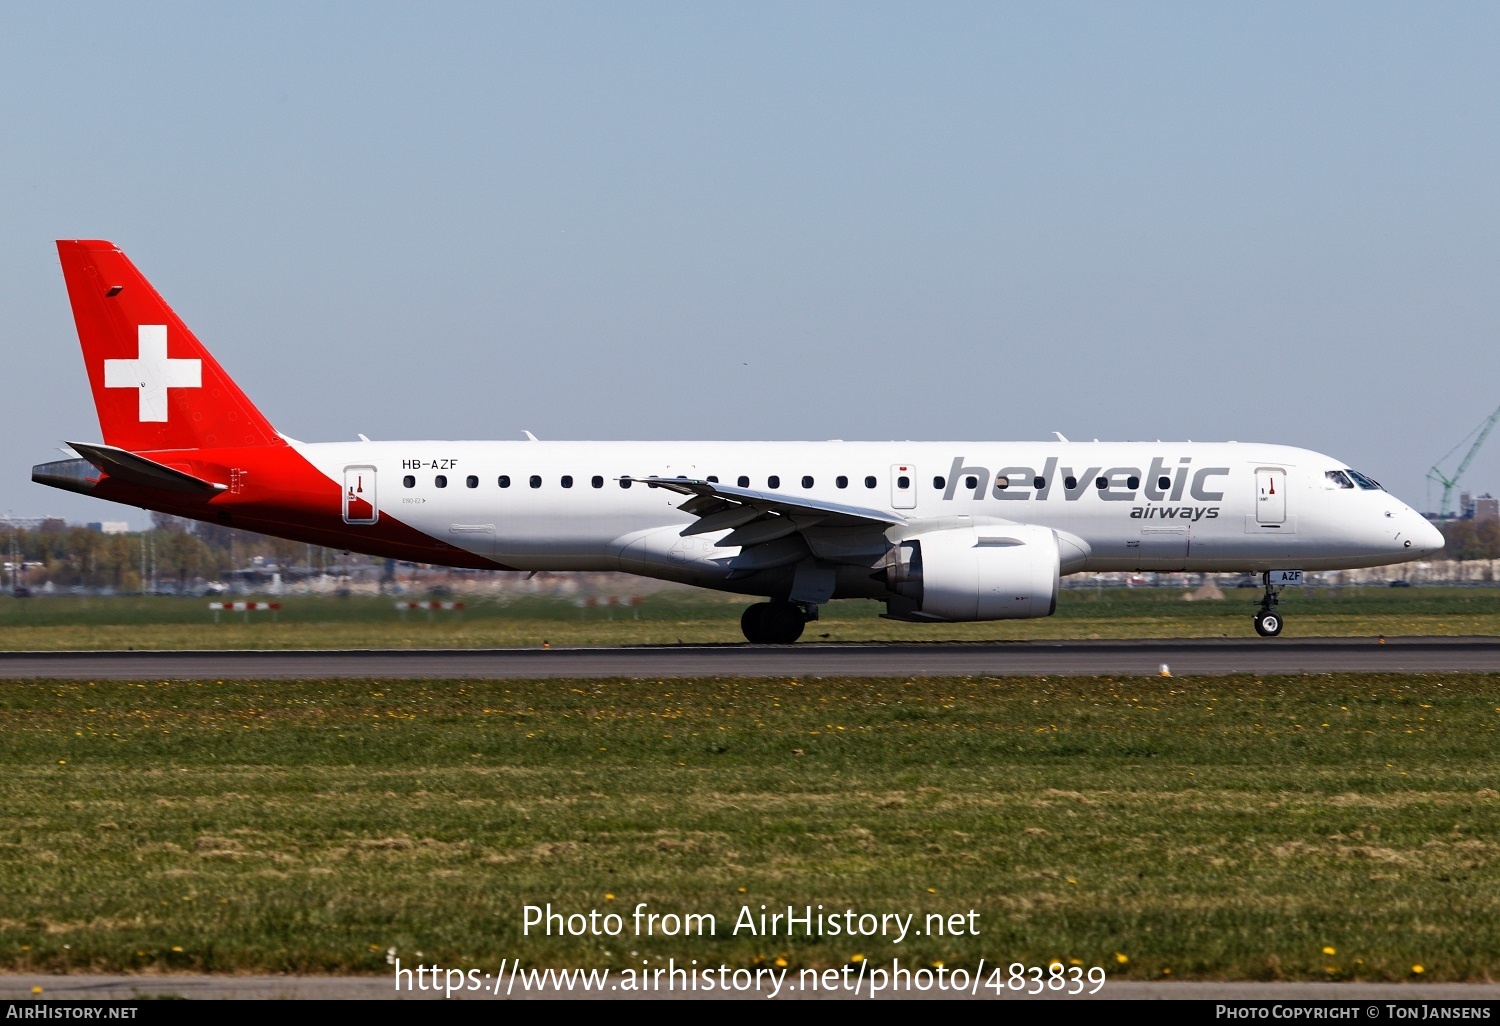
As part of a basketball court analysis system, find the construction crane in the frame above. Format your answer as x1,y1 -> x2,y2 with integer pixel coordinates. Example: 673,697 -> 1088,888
1428,403 -> 1500,518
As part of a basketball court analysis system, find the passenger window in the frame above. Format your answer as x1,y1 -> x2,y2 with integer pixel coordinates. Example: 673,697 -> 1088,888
801,476 -> 814,488
965,475 -> 978,490
498,475 -> 511,488
561,475 -> 573,488
1064,476 -> 1077,489
1158,476 -> 1171,490
619,477 -> 632,489
435,475 -> 448,488
1095,477 -> 1107,490
995,475 -> 1009,490
1127,476 -> 1140,490
592,475 -> 604,488
402,475 -> 415,489
1325,470 -> 1355,489
865,475 -> 877,488
897,475 -> 910,489
933,476 -> 945,490
1033,476 -> 1045,490
737,476 -> 750,488
466,475 -> 478,489
768,475 -> 780,489
707,476 -> 718,483
529,475 -> 542,489
836,476 -> 848,489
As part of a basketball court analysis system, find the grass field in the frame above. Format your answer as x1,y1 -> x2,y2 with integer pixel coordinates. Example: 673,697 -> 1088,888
0,585 -> 1496,649
2,672 -> 1497,980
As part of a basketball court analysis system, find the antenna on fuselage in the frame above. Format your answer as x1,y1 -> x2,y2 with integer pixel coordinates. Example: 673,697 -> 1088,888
1053,431 -> 1068,442
523,430 -> 539,442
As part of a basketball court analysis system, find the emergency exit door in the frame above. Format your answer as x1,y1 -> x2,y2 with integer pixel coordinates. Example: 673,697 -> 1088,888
891,464 -> 917,509
1256,468 -> 1286,524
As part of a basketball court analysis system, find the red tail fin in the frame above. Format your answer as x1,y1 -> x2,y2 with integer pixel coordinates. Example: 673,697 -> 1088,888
57,240 -> 281,452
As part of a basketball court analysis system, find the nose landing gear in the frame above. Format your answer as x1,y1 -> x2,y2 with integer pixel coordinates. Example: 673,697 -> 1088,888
1253,572 -> 1284,637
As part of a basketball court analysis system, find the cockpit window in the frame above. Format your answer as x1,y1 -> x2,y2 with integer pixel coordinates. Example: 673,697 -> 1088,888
1346,469 -> 1383,490
1325,470 -> 1355,489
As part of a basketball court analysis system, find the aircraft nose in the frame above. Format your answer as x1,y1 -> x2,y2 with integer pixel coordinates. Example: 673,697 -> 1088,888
1413,515 -> 1445,556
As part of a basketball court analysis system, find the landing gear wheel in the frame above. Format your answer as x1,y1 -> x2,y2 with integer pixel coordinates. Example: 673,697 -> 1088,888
1253,611 -> 1283,637
763,601 -> 806,644
740,601 -> 806,644
740,603 -> 773,643
1252,571 -> 1285,639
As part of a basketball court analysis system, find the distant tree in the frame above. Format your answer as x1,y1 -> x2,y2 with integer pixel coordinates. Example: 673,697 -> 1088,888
151,512 -> 191,534
1438,520 -> 1500,560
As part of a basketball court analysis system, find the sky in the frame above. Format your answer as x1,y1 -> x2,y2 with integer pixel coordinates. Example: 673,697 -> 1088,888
2,2 -> 1497,527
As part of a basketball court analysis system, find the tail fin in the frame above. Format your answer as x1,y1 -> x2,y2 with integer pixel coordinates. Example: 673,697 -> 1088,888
56,240 -> 282,453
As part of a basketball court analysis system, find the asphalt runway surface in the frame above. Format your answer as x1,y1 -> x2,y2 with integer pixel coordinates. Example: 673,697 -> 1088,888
1,637 -> 1499,679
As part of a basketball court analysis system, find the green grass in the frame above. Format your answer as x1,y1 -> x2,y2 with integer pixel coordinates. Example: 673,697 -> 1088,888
0,586 -> 1496,648
2,672 -> 1498,979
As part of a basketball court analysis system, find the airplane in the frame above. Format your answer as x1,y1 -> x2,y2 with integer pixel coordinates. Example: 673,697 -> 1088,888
33,240 -> 1445,643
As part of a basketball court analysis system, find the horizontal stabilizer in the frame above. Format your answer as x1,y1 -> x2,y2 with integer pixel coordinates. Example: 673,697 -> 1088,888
66,440 -> 226,494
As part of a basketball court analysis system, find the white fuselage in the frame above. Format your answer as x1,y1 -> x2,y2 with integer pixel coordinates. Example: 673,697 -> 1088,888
296,438 -> 1443,600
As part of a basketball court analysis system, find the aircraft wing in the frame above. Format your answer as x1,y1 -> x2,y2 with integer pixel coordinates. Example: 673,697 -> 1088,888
633,477 -> 905,556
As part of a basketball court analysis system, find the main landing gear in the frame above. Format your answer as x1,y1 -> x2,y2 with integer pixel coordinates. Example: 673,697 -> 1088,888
741,600 -> 813,644
1253,572 -> 1284,637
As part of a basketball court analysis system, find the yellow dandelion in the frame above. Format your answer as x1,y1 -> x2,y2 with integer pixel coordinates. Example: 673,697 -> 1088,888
774,956 -> 788,968
1115,953 -> 1129,964
604,893 -> 615,901
738,887 -> 747,893
1069,958 -> 1082,966
1412,965 -> 1425,974
1322,946 -> 1336,955
932,960 -> 944,969
172,946 -> 183,953
1162,967 -> 1172,975
31,987 -> 42,995
851,954 -> 864,963
926,887 -> 937,894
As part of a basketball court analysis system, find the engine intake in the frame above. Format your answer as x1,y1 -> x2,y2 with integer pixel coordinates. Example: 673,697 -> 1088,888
886,523 -> 1060,621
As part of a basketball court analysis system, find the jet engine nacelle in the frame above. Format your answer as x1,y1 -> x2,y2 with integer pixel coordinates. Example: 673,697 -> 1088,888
886,522 -> 1060,621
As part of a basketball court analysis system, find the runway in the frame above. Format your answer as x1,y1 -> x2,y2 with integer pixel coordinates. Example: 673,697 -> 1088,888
1,637 -> 1498,679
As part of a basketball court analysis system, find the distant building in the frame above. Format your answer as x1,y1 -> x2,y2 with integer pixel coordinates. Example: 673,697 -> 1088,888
86,521 -> 131,535
0,515 -> 49,531
1477,495 -> 1499,524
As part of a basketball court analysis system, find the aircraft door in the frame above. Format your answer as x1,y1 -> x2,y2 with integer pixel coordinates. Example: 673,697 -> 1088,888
343,465 -> 378,525
891,464 -> 917,509
1256,468 -> 1286,524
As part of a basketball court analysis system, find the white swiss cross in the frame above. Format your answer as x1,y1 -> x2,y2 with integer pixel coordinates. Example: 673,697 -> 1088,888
103,325 -> 202,423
